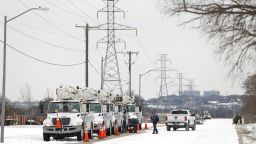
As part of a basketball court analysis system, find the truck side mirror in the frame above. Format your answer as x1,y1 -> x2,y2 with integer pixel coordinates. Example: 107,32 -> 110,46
139,106 -> 142,112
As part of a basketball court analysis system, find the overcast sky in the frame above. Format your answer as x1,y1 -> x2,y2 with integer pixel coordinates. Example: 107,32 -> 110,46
0,0 -> 245,101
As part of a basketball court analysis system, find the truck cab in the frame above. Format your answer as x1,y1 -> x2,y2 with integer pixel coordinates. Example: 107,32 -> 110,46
42,99 -> 84,141
102,103 -> 116,135
81,101 -> 104,138
125,104 -> 142,132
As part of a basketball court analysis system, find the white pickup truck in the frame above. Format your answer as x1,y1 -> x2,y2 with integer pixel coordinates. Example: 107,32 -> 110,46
165,109 -> 196,131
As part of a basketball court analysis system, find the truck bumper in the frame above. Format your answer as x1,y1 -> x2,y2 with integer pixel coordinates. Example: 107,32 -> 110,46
166,122 -> 187,128
43,126 -> 81,137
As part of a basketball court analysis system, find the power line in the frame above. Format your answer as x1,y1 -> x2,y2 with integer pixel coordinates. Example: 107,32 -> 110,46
0,39 -> 85,66
79,0 -> 98,9
89,61 -> 101,76
67,0 -> 100,25
17,0 -> 85,42
44,0 -> 85,18
4,24 -> 85,53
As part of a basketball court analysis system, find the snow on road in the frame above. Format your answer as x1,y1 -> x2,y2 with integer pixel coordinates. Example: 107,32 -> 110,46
95,119 -> 239,144
2,119 -> 238,144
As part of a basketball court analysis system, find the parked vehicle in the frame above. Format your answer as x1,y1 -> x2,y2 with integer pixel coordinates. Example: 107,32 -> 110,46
165,109 -> 196,131
203,111 -> 212,119
195,114 -> 204,124
42,85 -> 84,141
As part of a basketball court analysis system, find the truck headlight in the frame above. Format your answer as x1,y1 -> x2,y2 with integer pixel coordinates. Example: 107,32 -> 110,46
43,122 -> 51,126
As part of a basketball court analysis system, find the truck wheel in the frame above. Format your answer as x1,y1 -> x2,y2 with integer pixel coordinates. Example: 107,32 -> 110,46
167,126 -> 170,131
173,127 -> 177,131
192,124 -> 196,131
43,133 -> 50,141
134,126 -> 137,133
89,123 -> 93,139
185,123 -> 190,131
77,128 -> 83,141
120,121 -> 123,133
107,123 -> 112,136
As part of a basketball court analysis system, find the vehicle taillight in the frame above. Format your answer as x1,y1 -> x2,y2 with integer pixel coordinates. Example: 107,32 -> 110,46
185,116 -> 187,121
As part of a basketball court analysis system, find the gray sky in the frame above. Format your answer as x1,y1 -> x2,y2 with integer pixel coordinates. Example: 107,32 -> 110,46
0,0 -> 245,101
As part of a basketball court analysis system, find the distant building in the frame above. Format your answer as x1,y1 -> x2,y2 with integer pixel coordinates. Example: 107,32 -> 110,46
203,90 -> 220,97
181,90 -> 200,96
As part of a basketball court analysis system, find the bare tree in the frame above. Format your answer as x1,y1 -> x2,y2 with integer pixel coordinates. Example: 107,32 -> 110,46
160,0 -> 256,77
241,73 -> 256,123
243,73 -> 256,95
20,83 -> 32,124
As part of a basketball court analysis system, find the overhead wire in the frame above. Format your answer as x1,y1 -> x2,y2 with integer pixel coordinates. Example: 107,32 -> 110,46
89,61 -> 101,76
17,0 -> 85,42
0,39 -> 85,66
3,23 -> 85,53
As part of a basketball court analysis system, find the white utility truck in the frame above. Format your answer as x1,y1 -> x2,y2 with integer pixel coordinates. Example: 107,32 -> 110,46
122,95 -> 142,132
165,109 -> 196,131
77,87 -> 105,138
42,85 -> 84,141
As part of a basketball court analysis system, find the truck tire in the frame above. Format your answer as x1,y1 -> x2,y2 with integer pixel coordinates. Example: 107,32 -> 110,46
43,133 -> 50,141
88,123 -> 93,139
134,126 -> 137,133
192,124 -> 196,131
107,123 -> 112,136
120,121 -> 123,133
185,123 -> 190,131
173,127 -> 177,131
167,126 -> 170,131
77,125 -> 84,141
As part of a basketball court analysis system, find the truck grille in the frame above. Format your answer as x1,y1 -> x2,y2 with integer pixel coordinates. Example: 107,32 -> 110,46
52,117 -> 70,125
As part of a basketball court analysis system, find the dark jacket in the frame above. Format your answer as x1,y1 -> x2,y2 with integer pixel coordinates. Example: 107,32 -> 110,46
151,114 -> 159,124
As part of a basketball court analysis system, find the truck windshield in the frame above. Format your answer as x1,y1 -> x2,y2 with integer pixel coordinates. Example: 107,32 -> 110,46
48,102 -> 80,113
171,110 -> 188,114
90,103 -> 101,113
126,105 -> 135,112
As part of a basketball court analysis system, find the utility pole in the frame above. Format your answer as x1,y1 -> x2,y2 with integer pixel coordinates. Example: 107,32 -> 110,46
75,23 -> 98,88
101,57 -> 104,90
124,51 -> 139,97
179,73 -> 183,96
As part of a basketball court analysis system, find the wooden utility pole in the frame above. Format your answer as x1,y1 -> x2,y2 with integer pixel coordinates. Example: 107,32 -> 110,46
125,51 -> 139,97
76,23 -> 98,87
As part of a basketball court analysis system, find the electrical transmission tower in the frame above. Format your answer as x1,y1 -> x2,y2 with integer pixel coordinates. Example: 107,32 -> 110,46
96,0 -> 137,94
156,54 -> 170,97
156,54 -> 171,114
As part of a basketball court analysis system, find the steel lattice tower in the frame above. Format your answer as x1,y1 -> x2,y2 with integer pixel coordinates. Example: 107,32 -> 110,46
156,54 -> 171,114
96,0 -> 137,94
159,54 -> 169,97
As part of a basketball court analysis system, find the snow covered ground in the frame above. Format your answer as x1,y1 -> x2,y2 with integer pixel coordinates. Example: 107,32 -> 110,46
96,119 -> 239,144
2,119 -> 238,144
236,123 -> 256,144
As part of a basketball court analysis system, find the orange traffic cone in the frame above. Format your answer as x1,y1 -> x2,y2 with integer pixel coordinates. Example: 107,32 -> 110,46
83,129 -> 89,142
115,127 -> 119,136
99,127 -> 103,139
56,114 -> 61,129
145,123 -> 148,129
103,126 -> 106,138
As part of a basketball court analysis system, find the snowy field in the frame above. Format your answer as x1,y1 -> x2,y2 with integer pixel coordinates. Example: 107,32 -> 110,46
2,119 -> 238,144
236,123 -> 256,144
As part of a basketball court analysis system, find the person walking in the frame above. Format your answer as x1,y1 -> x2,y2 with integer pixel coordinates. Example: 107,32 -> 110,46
151,112 -> 159,134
